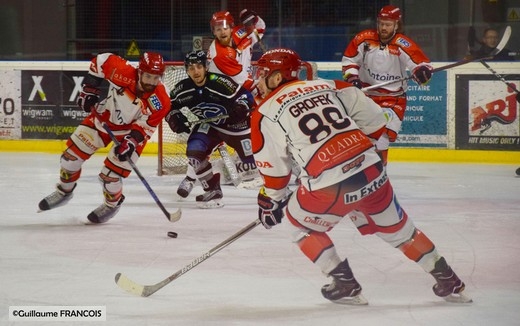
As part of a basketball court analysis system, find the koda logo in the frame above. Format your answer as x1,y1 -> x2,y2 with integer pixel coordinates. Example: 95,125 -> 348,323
470,90 -> 518,134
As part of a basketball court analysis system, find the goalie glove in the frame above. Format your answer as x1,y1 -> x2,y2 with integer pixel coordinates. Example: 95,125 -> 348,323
257,187 -> 286,229
166,110 -> 190,134
77,85 -> 101,112
114,135 -> 138,161
412,65 -> 433,85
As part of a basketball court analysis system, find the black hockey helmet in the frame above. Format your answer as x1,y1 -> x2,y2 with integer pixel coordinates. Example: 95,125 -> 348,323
184,50 -> 208,69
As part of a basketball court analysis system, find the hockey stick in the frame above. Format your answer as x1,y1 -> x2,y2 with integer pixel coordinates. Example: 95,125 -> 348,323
479,60 -> 520,98
253,29 -> 267,53
115,218 -> 262,297
217,144 -> 241,186
183,112 -> 240,186
361,26 -> 512,92
100,121 -> 181,222
187,114 -> 229,127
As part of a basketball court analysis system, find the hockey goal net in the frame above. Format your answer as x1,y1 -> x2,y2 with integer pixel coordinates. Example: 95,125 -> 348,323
157,60 -> 317,175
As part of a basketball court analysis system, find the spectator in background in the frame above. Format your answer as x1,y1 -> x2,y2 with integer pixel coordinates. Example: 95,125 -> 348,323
468,27 -> 514,61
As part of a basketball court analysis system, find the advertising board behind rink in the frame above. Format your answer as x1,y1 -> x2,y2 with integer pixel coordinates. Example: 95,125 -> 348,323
21,70 -> 88,140
455,74 -> 520,150
0,70 -> 21,139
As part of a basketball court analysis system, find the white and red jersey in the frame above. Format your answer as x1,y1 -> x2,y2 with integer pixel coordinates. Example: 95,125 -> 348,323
87,53 -> 171,142
251,79 -> 386,201
207,17 -> 265,91
341,29 -> 431,97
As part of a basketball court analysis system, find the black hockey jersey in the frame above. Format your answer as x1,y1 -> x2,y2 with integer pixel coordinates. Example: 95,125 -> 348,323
169,72 -> 254,131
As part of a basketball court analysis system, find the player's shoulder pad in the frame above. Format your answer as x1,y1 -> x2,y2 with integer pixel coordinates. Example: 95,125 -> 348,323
393,33 -> 416,48
233,26 -> 248,40
355,29 -> 378,42
170,78 -> 195,101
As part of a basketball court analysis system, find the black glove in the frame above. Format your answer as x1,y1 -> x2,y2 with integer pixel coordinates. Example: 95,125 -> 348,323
115,135 -> 138,161
412,66 -> 433,85
166,110 -> 190,134
345,75 -> 362,89
239,9 -> 258,27
77,85 -> 101,112
258,188 -> 286,229
229,100 -> 251,121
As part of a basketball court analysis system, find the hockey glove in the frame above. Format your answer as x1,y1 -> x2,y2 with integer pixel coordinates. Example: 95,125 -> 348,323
258,187 -> 286,229
229,101 -> 251,121
412,66 -> 433,85
345,75 -> 362,89
239,9 -> 259,33
166,110 -> 190,134
115,135 -> 138,161
77,85 -> 101,112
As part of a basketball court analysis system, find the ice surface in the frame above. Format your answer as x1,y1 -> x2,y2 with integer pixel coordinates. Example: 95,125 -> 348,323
1,152 -> 519,325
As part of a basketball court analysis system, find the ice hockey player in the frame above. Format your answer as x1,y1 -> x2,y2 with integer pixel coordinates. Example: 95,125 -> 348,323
166,50 -> 255,208
251,48 -> 472,305
176,9 -> 265,198
38,52 -> 170,223
208,9 -> 266,92
341,5 -> 433,165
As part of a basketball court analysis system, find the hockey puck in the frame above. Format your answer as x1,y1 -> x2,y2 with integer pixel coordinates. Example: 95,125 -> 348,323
167,231 -> 178,238
516,167 -> 520,176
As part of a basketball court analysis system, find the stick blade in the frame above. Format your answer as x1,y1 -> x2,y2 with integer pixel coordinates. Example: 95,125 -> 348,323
115,272 -> 146,297
493,26 -> 511,55
168,208 -> 182,222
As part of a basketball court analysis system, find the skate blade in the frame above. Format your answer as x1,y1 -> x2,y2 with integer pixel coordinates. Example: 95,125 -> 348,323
196,200 -> 224,209
331,294 -> 369,305
443,291 -> 473,303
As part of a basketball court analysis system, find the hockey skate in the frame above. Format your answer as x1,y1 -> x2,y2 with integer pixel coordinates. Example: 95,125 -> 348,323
321,259 -> 368,305
196,173 -> 224,209
177,176 -> 195,198
87,195 -> 125,224
430,257 -> 472,303
38,184 -> 76,212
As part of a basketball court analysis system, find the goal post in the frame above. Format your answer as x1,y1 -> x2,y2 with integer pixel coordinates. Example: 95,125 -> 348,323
158,61 -> 189,175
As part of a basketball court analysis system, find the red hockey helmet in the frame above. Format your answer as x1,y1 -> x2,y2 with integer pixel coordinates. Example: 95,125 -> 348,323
138,52 -> 165,75
210,11 -> 234,31
255,48 -> 302,81
378,5 -> 402,21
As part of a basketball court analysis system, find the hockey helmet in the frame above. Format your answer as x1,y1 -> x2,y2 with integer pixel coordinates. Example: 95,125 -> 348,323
184,50 -> 207,68
378,5 -> 402,21
254,48 -> 302,82
210,11 -> 234,31
138,52 -> 165,75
